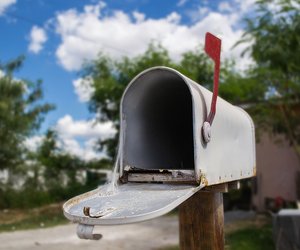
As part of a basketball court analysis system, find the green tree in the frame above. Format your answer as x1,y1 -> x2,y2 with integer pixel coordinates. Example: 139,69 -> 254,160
0,57 -> 54,172
218,61 -> 266,105
239,0 -> 300,159
35,130 -> 85,193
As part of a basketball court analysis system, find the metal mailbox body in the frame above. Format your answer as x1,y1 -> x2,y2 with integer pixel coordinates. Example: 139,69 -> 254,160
63,66 -> 256,228
119,66 -> 256,186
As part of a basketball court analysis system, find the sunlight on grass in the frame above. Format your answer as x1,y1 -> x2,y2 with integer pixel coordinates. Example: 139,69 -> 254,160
225,223 -> 274,250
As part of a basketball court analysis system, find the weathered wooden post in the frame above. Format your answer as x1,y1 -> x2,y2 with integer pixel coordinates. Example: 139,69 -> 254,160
180,192 -> 224,250
180,191 -> 224,250
62,33 -> 256,249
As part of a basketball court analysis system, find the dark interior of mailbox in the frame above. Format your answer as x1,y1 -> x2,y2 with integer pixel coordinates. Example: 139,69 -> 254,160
122,69 -> 195,175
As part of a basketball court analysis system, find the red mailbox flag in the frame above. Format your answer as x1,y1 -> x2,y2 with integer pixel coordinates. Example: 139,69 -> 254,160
204,32 -> 221,125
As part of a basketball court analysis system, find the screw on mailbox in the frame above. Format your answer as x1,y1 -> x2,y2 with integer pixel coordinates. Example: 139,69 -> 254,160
63,32 -> 256,250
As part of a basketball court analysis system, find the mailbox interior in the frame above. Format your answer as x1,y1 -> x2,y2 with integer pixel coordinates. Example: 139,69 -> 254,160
121,69 -> 196,183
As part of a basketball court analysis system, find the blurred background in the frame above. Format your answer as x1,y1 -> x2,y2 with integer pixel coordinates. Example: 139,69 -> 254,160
0,0 -> 299,249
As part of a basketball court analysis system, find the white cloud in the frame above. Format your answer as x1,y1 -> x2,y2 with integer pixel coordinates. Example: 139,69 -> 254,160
73,77 -> 95,102
54,1 -> 254,72
59,137 -> 106,161
24,135 -> 44,152
28,26 -> 47,54
186,7 -> 210,22
0,0 -> 16,15
132,11 -> 145,23
177,0 -> 188,7
218,2 -> 233,12
235,0 -> 256,14
55,115 -> 115,161
24,115 -> 116,161
55,114 -> 116,140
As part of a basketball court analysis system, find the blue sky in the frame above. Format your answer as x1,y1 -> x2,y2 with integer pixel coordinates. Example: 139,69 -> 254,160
0,0 -> 255,160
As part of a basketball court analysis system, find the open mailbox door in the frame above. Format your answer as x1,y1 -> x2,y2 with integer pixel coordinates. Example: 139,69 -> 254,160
63,33 -> 256,237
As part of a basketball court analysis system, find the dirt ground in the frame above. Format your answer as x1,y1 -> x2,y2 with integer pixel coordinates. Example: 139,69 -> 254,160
0,215 -> 179,250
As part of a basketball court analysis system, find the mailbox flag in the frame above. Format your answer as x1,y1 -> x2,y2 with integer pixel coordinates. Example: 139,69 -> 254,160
204,32 -> 221,125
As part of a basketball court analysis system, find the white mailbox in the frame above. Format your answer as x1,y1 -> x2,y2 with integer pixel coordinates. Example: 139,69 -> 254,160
63,33 -> 255,239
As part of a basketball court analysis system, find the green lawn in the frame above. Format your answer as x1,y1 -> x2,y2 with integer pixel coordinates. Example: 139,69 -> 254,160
0,203 -> 68,232
226,222 -> 274,250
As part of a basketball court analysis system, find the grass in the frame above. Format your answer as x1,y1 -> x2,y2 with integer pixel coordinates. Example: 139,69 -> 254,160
225,216 -> 275,250
0,203 -> 68,232
157,246 -> 179,250
157,214 -> 275,250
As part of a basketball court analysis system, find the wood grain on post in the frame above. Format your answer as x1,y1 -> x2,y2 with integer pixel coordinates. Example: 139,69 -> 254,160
179,191 -> 224,250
